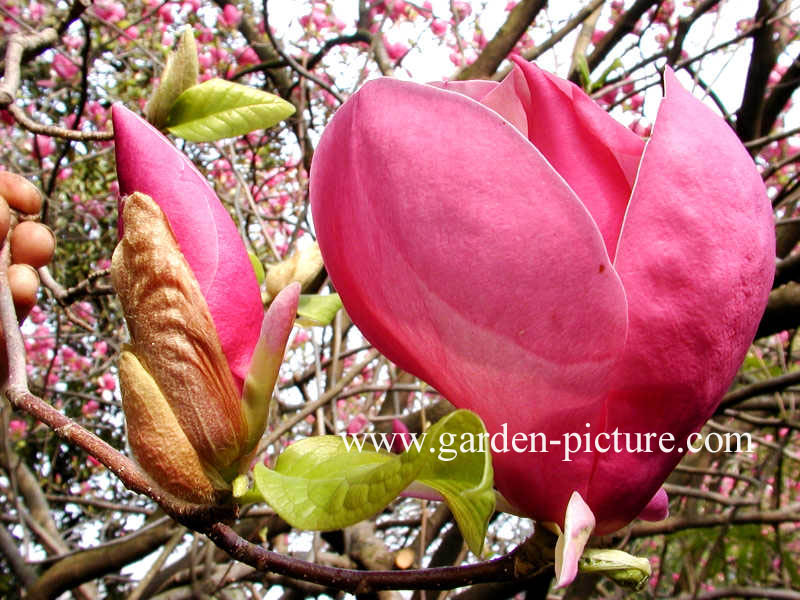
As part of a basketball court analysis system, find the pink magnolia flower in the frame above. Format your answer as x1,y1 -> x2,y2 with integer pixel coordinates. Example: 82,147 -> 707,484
28,2 -> 46,21
82,399 -> 100,416
430,19 -> 447,36
235,47 -> 260,67
219,4 -> 242,28
97,373 -> 116,391
383,37 -> 409,62
346,413 -> 369,434
8,419 -> 27,438
310,58 -> 773,567
52,54 -> 78,80
34,135 -> 54,158
93,0 -> 126,23
390,418 -> 412,453
112,105 -> 299,503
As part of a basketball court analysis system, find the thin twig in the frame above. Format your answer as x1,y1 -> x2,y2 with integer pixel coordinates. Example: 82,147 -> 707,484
0,28 -> 58,106
262,0 -> 344,104
7,104 -> 112,142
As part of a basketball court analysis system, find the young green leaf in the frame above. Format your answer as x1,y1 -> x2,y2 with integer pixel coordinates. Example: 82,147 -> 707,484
296,293 -> 342,326
146,28 -> 199,129
252,436 -> 414,530
166,78 -> 295,142
248,251 -> 265,285
415,410 -> 495,556
249,410 -> 494,555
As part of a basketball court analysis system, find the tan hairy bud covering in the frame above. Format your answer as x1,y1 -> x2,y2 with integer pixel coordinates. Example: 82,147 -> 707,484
119,351 -> 221,504
112,193 -> 246,482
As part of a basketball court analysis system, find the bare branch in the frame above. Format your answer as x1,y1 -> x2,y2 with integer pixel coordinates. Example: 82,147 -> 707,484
629,502 -> 800,536
0,28 -> 58,106
755,282 -> 800,340
205,522 -> 556,594
735,0 -> 783,141
494,0 -> 606,81
568,0 -> 660,83
7,103 -> 113,142
718,367 -> 800,411
455,0 -> 547,80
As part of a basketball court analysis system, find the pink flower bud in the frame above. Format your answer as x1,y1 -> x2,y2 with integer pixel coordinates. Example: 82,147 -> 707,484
111,106 -> 298,503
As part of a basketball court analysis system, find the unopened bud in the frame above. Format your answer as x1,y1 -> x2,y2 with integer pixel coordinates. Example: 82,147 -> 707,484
266,242 -> 324,299
146,28 -> 199,129
119,350 -> 225,504
112,192 -> 247,500
579,549 -> 652,590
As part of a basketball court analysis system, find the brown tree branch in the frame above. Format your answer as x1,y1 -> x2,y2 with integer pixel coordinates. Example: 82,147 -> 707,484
568,0 -> 659,83
755,282 -> 800,339
27,518 -> 178,600
717,367 -> 800,412
761,51 -> 800,137
568,1 -> 604,76
666,0 -> 724,65
0,28 -> 58,106
735,0 -> 783,141
7,103 -> 113,142
0,524 -> 36,588
204,522 -> 556,594
455,0 -> 547,80
262,0 -> 344,104
628,502 -> 800,536
674,587 -> 800,600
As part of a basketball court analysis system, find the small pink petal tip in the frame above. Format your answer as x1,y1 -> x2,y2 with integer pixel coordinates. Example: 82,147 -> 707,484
554,491 -> 596,588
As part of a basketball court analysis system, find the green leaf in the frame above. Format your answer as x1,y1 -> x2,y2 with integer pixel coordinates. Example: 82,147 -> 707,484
252,436 -> 413,530
249,410 -> 494,554
296,293 -> 342,326
166,78 -> 295,142
416,411 -> 495,555
594,58 -> 623,92
248,251 -> 265,285
574,54 -> 592,92
146,28 -> 199,128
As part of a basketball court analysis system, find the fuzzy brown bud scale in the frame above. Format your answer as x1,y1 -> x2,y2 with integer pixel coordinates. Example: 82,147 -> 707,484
112,192 -> 248,503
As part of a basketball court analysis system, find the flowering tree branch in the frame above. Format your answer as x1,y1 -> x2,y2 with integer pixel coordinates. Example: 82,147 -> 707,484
455,0 -> 546,80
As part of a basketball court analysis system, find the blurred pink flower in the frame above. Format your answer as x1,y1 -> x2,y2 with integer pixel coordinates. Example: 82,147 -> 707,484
82,399 -> 100,416
98,373 -> 116,391
220,4 -> 242,28
52,54 -> 78,80
346,414 -> 369,434
8,419 -> 27,438
383,37 -> 408,61
93,0 -> 126,23
34,135 -> 54,158
430,19 -> 447,36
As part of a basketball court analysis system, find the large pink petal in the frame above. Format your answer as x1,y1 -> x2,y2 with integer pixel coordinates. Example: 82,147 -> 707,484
310,78 -> 629,524
112,105 -> 263,390
509,57 -> 646,258
587,69 -> 774,533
